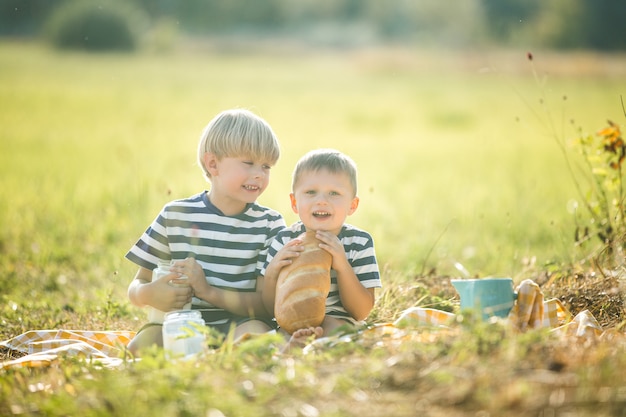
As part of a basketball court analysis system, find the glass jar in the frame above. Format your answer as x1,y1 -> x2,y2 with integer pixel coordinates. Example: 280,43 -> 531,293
162,310 -> 206,359
147,260 -> 191,324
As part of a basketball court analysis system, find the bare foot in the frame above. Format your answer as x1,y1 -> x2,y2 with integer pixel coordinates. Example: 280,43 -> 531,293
282,327 -> 323,353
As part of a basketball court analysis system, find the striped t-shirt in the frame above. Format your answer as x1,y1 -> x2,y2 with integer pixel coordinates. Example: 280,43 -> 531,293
261,221 -> 381,325
126,191 -> 285,325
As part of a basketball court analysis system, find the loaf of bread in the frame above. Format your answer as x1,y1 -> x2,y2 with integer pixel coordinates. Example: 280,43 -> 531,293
274,231 -> 332,334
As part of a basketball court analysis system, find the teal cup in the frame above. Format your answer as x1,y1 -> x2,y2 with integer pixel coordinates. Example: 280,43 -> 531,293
450,278 -> 517,320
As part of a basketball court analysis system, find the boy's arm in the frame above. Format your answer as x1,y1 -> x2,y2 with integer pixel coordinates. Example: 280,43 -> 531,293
201,285 -> 270,319
315,231 -> 376,321
260,238 -> 307,316
172,257 -> 273,319
261,274 -> 277,317
333,266 -> 376,321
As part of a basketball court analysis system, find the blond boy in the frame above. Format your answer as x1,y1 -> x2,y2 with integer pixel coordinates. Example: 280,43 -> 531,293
126,109 -> 284,356
262,149 -> 381,343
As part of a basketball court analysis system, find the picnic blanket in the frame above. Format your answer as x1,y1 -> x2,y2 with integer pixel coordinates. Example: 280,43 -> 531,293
0,280 -> 612,369
0,330 -> 135,369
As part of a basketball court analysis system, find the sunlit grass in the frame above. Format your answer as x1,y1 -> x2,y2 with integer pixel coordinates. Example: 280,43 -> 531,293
2,41 -> 626,417
1,42 -> 625,306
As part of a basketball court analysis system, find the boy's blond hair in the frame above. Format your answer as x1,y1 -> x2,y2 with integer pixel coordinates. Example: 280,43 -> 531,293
292,148 -> 358,196
197,109 -> 281,181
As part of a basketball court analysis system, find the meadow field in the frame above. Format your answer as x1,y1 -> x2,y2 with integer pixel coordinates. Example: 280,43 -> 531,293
1,41 -> 626,416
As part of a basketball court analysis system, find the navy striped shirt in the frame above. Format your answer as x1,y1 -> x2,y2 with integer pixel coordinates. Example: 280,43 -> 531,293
126,191 -> 285,324
262,221 -> 381,324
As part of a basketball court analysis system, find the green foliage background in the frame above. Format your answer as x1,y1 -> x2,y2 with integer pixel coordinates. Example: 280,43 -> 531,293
42,0 -> 146,51
2,36 -> 626,417
1,42 -> 625,322
2,0 -> 626,50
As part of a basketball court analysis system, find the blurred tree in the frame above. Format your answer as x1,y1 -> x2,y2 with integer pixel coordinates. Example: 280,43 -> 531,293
558,0 -> 626,50
1,0 -> 624,51
44,0 -> 147,51
0,0 -> 58,36
481,0 -> 626,50
159,0 -> 287,34
481,0 -> 543,43
357,0 -> 485,46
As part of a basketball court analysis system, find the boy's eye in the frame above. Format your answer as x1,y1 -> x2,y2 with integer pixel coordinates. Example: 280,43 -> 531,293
242,160 -> 271,170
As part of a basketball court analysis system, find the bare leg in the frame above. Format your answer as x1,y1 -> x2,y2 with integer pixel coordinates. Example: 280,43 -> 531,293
321,316 -> 352,336
126,325 -> 163,357
232,319 -> 273,344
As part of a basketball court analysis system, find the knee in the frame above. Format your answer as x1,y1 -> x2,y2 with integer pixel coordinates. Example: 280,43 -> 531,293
126,325 -> 163,357
322,316 -> 352,335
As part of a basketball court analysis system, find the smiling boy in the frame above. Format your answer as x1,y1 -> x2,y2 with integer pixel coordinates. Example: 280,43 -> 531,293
125,109 -> 285,356
261,148 -> 381,341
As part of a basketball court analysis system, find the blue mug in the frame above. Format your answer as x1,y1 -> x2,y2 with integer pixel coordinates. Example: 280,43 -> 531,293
450,278 -> 517,320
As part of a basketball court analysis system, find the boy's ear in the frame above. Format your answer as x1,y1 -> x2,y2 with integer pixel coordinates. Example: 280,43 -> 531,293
289,193 -> 299,214
348,196 -> 360,215
203,152 -> 219,176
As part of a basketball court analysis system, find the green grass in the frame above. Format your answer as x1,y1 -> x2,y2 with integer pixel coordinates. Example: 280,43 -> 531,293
1,40 -> 624,324
3,43 -> 625,282
0,42 -> 621,305
1,41 -> 626,416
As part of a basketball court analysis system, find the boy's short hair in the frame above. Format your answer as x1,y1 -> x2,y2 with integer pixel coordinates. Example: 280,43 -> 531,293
198,109 -> 281,181
292,148 -> 358,196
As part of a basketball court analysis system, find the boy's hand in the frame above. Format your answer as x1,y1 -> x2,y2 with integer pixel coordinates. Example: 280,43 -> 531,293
265,238 -> 305,281
315,230 -> 350,272
171,257 -> 206,294
149,269 -> 193,311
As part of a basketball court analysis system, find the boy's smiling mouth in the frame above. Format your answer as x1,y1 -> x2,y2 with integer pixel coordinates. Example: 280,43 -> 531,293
243,185 -> 260,191
312,211 -> 331,218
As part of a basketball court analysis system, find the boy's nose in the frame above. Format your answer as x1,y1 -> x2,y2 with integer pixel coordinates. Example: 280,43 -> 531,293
315,194 -> 329,204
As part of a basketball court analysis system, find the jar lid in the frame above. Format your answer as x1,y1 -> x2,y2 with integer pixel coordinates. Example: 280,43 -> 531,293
163,309 -> 202,322
157,259 -> 174,268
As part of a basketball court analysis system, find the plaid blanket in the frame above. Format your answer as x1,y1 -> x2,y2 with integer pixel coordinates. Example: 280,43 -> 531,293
0,279 -> 612,368
0,330 -> 135,369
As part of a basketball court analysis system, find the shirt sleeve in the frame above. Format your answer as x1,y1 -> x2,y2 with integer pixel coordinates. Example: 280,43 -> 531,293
125,206 -> 172,271
255,216 -> 286,276
349,234 -> 382,289
259,232 -> 288,277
